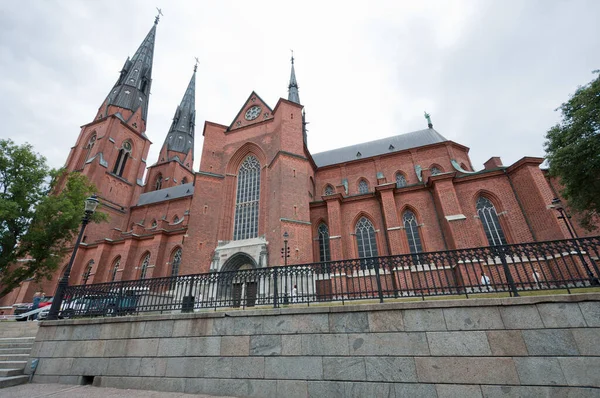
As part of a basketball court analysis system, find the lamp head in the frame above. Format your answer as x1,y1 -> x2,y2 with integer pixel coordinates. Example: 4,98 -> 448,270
84,194 -> 100,214
551,197 -> 563,210
283,231 -> 289,239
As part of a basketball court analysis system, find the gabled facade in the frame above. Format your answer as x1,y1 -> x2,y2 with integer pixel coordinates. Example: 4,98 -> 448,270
2,23 -> 596,308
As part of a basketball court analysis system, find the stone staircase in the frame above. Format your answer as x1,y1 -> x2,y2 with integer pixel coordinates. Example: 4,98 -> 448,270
0,322 -> 39,388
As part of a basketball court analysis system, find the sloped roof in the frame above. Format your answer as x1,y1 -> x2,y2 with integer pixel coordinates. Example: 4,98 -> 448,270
137,183 -> 194,206
311,128 -> 448,167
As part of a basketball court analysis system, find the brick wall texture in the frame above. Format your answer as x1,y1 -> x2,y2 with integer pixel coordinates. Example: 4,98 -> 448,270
28,294 -> 600,397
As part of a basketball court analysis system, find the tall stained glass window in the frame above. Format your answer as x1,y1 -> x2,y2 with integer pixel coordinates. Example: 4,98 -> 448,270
318,223 -> 331,262
403,210 -> 423,259
110,257 -> 121,282
233,156 -> 261,240
355,217 -> 378,258
139,253 -> 150,279
476,197 -> 507,246
171,248 -> 182,277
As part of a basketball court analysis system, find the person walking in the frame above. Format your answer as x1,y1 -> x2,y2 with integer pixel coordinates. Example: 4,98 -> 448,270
480,272 -> 491,291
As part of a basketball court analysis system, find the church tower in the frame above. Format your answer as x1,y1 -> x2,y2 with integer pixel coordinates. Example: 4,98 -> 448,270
145,64 -> 196,192
62,17 -> 159,240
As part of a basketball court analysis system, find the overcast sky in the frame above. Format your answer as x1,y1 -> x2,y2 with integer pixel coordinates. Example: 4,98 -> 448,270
1,0 -> 599,174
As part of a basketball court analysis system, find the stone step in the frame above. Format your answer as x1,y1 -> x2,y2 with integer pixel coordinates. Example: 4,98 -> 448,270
0,343 -> 34,349
0,361 -> 27,370
0,348 -> 31,355
0,338 -> 35,344
0,368 -> 23,377
0,375 -> 29,389
0,354 -> 29,361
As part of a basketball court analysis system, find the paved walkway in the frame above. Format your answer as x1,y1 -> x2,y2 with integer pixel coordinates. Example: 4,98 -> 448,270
0,383 -> 239,398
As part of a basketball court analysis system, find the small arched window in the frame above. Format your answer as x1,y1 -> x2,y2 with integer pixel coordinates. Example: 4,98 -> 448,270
181,177 -> 188,185
324,185 -> 335,196
155,173 -> 163,190
76,133 -> 97,170
139,253 -> 150,279
396,173 -> 407,188
151,219 -> 157,228
82,260 -> 93,285
476,197 -> 507,246
403,210 -> 423,261
110,257 -> 121,282
173,215 -> 180,223
358,180 -> 369,194
318,223 -> 331,262
430,166 -> 442,176
355,217 -> 378,258
113,140 -> 132,177
171,248 -> 182,277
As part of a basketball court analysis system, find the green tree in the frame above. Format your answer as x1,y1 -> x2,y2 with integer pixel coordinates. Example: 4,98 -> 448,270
0,139 -> 106,298
545,71 -> 600,231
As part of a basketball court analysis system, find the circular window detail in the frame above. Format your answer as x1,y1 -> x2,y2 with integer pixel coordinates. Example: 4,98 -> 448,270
245,106 -> 262,121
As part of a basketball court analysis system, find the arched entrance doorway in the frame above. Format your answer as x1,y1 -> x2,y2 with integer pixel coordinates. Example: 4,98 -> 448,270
220,252 -> 258,308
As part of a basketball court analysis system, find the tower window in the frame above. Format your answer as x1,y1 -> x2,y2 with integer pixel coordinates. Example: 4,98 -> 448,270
113,141 -> 132,177
181,177 -> 188,184
324,185 -> 335,196
233,155 -> 261,240
477,197 -> 507,246
430,166 -> 442,176
155,173 -> 163,190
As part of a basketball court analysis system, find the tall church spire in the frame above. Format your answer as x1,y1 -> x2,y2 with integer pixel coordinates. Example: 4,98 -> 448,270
103,19 -> 158,123
160,64 -> 196,166
288,51 -> 300,104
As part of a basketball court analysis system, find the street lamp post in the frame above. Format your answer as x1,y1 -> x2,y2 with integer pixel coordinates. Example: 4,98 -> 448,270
47,195 -> 99,320
281,231 -> 290,304
551,198 -> 600,285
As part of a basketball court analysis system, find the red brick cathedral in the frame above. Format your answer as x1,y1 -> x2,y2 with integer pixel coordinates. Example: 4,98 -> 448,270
3,19 -> 593,306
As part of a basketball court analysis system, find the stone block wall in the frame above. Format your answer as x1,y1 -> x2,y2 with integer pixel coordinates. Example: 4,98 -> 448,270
29,294 -> 600,397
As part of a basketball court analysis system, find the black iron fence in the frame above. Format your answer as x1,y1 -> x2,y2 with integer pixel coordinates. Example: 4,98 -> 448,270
59,237 -> 600,318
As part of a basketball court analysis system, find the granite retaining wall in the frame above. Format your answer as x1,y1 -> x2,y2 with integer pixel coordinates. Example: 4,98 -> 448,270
28,294 -> 600,397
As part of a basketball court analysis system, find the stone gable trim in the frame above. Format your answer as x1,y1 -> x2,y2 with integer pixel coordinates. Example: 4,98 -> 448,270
280,218 -> 311,225
267,151 -> 309,169
197,171 -> 225,179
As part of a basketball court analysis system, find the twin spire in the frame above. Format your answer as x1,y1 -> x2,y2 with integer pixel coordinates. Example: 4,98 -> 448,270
105,16 -> 304,158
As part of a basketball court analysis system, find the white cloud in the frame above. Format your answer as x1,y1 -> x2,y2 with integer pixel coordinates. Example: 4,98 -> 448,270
1,0 -> 599,174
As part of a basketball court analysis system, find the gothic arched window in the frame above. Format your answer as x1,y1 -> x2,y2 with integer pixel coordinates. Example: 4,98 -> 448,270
139,253 -> 150,279
113,140 -> 132,177
155,173 -> 163,190
233,155 -> 261,240
476,196 -> 507,246
430,166 -> 442,176
403,210 -> 423,257
324,185 -> 335,196
358,179 -> 369,194
81,260 -> 93,285
110,257 -> 121,282
318,223 -> 331,262
171,248 -> 182,277
396,173 -> 407,188
355,217 -> 378,258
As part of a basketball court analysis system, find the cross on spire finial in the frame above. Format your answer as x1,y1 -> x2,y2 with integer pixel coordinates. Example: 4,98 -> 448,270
290,49 -> 294,65
194,57 -> 199,72
155,8 -> 163,25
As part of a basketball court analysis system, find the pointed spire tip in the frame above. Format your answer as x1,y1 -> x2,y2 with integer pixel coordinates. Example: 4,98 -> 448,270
155,7 -> 163,25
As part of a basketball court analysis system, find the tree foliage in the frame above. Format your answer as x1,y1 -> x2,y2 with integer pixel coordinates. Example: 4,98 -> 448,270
545,71 -> 600,230
0,139 -> 106,298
